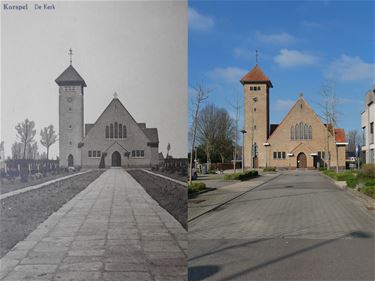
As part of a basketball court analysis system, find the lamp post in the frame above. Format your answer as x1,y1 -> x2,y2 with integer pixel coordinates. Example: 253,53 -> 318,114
240,129 -> 247,173
251,97 -> 258,169
194,146 -> 198,170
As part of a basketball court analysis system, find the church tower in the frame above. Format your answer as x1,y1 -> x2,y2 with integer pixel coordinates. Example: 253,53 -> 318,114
55,49 -> 87,167
241,64 -> 273,168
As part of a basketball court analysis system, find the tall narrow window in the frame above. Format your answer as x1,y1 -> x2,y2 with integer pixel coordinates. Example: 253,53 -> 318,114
114,122 -> 118,138
119,123 -> 122,138
309,126 -> 312,139
291,126 -> 295,140
105,126 -> 109,139
123,125 -> 127,138
304,124 -> 309,139
110,124 -> 113,138
299,122 -> 304,139
296,124 -> 300,140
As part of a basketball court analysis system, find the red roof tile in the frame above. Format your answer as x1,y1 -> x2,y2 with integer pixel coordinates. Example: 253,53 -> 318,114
334,128 -> 346,142
240,64 -> 273,87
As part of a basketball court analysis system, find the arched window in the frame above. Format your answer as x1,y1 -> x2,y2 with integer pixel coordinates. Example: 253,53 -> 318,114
114,122 -> 118,138
291,126 -> 295,140
123,125 -> 127,138
304,124 -> 309,139
295,123 -> 300,139
119,123 -> 122,138
299,122 -> 304,140
309,125 -> 312,139
110,124 -> 113,138
105,126 -> 109,139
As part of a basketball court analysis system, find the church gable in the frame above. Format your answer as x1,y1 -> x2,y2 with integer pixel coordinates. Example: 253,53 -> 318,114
268,97 -> 330,145
82,98 -> 152,145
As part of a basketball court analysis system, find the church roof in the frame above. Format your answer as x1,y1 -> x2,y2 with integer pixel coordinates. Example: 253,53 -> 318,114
142,128 -> 159,144
55,65 -> 87,87
240,64 -> 273,87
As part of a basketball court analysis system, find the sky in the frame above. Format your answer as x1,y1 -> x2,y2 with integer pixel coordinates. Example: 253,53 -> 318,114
188,0 -> 375,138
1,1 -> 187,159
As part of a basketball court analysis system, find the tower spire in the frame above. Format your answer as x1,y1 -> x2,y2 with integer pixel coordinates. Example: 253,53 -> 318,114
69,48 -> 73,65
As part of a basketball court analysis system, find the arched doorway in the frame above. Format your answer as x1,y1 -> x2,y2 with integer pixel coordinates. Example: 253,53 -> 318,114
297,152 -> 307,168
68,154 -> 74,167
111,151 -> 121,167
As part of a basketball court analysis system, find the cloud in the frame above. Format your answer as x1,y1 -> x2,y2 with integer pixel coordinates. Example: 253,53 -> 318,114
301,20 -> 324,29
256,31 -> 296,45
208,67 -> 247,84
274,49 -> 318,68
275,99 -> 295,111
325,55 -> 375,82
188,8 -> 214,31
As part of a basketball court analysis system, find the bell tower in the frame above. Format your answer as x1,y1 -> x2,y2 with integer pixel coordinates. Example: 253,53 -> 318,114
55,49 -> 87,167
241,63 -> 273,168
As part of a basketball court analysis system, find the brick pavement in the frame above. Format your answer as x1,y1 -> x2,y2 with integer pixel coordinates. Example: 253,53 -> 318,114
0,168 -> 187,281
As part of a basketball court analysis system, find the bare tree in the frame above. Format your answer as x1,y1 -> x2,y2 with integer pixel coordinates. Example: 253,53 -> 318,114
189,83 -> 210,184
15,118 -> 36,159
40,124 -> 58,160
346,130 -> 361,153
229,92 -> 242,173
27,142 -> 39,159
319,80 -> 340,171
11,142 -> 23,159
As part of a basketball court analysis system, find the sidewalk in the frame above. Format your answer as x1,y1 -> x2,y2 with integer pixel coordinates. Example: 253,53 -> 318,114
0,168 -> 187,281
188,172 -> 280,221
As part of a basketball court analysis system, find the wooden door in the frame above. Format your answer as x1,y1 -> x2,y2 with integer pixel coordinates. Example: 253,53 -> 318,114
297,153 -> 307,168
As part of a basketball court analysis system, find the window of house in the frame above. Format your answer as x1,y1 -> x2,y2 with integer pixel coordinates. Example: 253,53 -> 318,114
257,86 -> 261,90
88,151 -> 92,157
92,151 -> 96,157
370,123 -> 374,144
273,152 -> 277,159
123,125 -> 127,138
282,152 -> 286,159
291,126 -> 295,140
277,152 -> 281,159
136,150 -> 140,157
141,150 -> 144,157
68,107 -> 72,112
362,127 -> 366,146
110,124 -> 114,138
273,151 -> 286,159
132,150 -> 135,157
250,86 -> 253,91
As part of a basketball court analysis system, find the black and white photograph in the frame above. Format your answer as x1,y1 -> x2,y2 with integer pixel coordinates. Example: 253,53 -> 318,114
1,1 -> 187,280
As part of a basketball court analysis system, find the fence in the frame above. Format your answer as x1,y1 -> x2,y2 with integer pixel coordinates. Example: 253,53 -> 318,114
1,159 -> 60,182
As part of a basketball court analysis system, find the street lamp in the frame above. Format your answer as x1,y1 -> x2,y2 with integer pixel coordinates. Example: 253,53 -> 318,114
251,97 -> 258,169
240,129 -> 247,173
263,142 -> 270,167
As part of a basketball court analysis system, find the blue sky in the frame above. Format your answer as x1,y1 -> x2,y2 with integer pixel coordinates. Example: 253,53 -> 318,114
188,0 -> 374,134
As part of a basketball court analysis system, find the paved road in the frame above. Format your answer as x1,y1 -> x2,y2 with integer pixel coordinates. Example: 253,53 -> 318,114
0,168 -> 187,281
189,170 -> 375,280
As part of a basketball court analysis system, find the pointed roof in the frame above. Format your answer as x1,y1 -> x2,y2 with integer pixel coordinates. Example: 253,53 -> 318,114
55,65 -> 87,87
240,64 -> 273,87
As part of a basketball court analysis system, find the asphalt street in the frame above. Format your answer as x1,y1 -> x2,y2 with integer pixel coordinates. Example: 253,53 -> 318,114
188,170 -> 375,281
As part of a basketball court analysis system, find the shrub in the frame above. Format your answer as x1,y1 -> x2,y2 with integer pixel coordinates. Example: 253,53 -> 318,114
188,182 -> 206,194
364,179 -> 375,187
263,167 -> 276,172
362,186 -> 375,199
358,164 -> 375,179
346,177 -> 358,188
319,167 -> 327,171
224,170 -> 258,181
335,172 -> 355,181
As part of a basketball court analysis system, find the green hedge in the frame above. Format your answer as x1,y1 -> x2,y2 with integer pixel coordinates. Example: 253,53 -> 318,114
346,177 -> 358,188
224,170 -> 258,181
188,182 -> 206,194
362,186 -> 375,199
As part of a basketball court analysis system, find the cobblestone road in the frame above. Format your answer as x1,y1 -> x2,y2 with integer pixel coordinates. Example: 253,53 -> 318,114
189,170 -> 375,280
0,168 -> 187,281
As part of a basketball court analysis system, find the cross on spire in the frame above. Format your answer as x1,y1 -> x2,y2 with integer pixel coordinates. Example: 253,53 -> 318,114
255,49 -> 259,65
69,48 -> 73,65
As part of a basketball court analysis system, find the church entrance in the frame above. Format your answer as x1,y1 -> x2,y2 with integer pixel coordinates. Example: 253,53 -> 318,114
111,151 -> 121,167
68,154 -> 74,167
297,152 -> 307,168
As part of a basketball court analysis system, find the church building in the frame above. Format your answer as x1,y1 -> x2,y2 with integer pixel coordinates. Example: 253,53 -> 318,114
56,56 -> 159,168
241,64 -> 347,169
